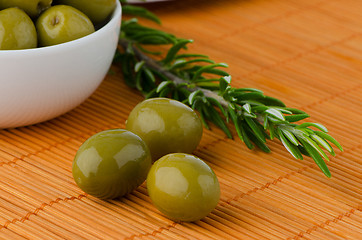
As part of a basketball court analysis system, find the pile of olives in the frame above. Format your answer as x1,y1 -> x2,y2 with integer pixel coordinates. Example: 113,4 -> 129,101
0,0 -> 116,50
72,98 -> 221,222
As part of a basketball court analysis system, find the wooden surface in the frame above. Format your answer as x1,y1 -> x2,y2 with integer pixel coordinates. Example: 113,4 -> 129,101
1,0 -> 361,239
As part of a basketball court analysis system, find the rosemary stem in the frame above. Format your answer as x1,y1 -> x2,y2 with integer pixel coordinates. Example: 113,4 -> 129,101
116,9 -> 342,177
118,38 -> 228,108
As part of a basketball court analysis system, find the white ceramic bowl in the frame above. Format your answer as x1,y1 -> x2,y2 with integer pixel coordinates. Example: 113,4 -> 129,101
0,1 -> 122,129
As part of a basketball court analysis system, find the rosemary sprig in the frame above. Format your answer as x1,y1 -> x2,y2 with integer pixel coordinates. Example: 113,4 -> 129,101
115,3 -> 343,177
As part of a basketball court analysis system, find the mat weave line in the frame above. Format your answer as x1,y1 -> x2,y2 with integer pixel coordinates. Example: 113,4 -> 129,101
0,113 -> 122,168
0,136 -> 74,168
124,222 -> 178,240
0,194 -> 87,230
221,165 -> 311,206
205,139 -> 361,208
291,207 -> 362,240
217,0 -> 329,39
240,33 -> 361,80
300,84 -> 362,110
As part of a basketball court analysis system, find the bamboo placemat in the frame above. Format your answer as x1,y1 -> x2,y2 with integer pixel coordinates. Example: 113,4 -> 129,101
1,0 -> 361,239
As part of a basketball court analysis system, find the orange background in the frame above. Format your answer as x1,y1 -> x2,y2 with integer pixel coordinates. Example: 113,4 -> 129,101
0,0 -> 361,239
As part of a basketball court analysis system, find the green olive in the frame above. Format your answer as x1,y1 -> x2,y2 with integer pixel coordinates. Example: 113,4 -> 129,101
55,0 -> 116,24
147,153 -> 220,222
0,0 -> 52,18
72,129 -> 152,200
0,8 -> 37,50
36,5 -> 95,47
126,98 -> 203,161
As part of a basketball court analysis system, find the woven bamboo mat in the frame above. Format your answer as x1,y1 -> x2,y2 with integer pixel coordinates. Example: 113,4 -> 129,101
1,0 -> 361,239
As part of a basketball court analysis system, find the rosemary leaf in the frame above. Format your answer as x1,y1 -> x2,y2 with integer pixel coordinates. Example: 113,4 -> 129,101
280,128 -> 299,146
240,122 -> 255,150
278,128 -> 303,160
284,114 -> 310,122
314,131 -> 343,152
208,106 -> 233,139
258,96 -> 286,107
299,138 -> 331,178
245,117 -> 266,143
192,63 -> 229,82
297,135 -> 330,162
122,5 -> 161,24
311,134 -> 335,155
297,122 -> 329,132
156,81 -> 173,93
162,39 -> 193,65
246,127 -> 271,153
169,58 -> 215,70
207,97 -> 228,118
265,108 -> 285,121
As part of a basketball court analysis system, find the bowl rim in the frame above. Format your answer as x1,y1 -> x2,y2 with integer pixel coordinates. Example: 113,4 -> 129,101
0,0 -> 122,54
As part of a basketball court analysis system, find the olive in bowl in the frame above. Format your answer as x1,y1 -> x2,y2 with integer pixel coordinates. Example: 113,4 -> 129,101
0,0 -> 121,129
73,129 -> 152,199
0,7 -> 37,50
147,153 -> 220,222
36,5 -> 95,47
56,0 -> 117,25
0,0 -> 52,18
126,98 -> 203,160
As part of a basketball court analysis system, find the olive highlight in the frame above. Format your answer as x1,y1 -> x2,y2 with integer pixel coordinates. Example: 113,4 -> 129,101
72,98 -> 220,222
